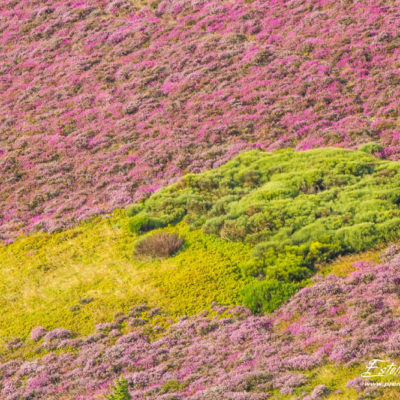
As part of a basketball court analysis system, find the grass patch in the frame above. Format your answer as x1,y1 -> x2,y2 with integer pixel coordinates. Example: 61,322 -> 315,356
0,212 -> 251,355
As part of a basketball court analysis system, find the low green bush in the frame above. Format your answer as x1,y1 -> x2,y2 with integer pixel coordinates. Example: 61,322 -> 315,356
241,279 -> 303,314
106,377 -> 132,400
128,214 -> 166,234
126,204 -> 143,217
128,213 -> 150,233
359,142 -> 383,154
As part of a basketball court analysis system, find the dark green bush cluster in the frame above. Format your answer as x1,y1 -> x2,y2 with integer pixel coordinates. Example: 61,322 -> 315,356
241,279 -> 304,314
126,148 -> 400,313
106,377 -> 132,400
359,142 -> 383,155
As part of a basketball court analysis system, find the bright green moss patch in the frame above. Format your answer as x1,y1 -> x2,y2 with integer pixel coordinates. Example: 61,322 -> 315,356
0,213 -> 251,352
133,148 -> 400,259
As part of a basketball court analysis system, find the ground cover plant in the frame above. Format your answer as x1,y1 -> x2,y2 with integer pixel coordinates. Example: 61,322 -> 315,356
126,147 -> 400,312
0,214 -> 251,355
2,246 -> 400,399
4,0 -> 400,241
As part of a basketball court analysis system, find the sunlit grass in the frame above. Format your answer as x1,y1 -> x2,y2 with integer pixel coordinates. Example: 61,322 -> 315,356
0,210 -> 251,353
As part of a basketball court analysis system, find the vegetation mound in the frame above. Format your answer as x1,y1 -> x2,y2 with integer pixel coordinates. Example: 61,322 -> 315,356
127,148 -> 400,311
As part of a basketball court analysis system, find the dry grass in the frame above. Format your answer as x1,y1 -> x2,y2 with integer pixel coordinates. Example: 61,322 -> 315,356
134,232 -> 184,258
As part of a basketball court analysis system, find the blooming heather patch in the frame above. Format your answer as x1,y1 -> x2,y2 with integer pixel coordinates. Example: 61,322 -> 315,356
3,0 -> 400,240
2,250 -> 400,399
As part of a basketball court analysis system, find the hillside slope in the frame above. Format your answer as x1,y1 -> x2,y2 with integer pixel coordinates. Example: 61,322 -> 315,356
3,147 -> 400,349
2,250 -> 400,399
2,149 -> 400,399
2,0 -> 400,240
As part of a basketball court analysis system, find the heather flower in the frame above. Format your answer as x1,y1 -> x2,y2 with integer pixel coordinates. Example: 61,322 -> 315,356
43,328 -> 72,342
345,377 -> 366,392
5,337 -> 22,350
273,373 -> 307,389
114,315 -> 127,325
4,0 -> 400,244
310,384 -> 330,399
30,326 -> 47,342
109,329 -> 121,338
96,322 -> 117,332
128,318 -> 147,327
380,245 -> 400,263
128,304 -> 148,317
148,307 -> 161,317
285,354 -> 323,370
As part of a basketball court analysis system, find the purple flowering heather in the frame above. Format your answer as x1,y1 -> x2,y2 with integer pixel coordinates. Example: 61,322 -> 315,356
30,327 -> 47,342
1,254 -> 400,398
2,0 -> 400,241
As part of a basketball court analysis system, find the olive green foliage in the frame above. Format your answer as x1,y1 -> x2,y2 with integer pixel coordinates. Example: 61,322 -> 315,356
126,148 -> 400,312
126,203 -> 143,217
359,142 -> 383,154
106,377 -> 132,400
160,379 -> 187,394
241,279 -> 303,314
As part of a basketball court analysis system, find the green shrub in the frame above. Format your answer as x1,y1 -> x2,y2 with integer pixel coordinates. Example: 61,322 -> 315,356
359,142 -> 383,154
236,169 -> 262,186
123,148 -> 400,313
220,216 -> 248,241
106,377 -> 132,400
128,213 -> 150,234
203,216 -> 225,235
241,279 -> 302,314
160,379 -> 186,394
241,259 -> 265,278
306,241 -> 341,263
252,242 -> 278,264
377,218 -> 400,242
126,204 -> 143,217
186,195 -> 209,214
335,223 -> 378,253
128,214 -> 167,234
209,195 -> 239,217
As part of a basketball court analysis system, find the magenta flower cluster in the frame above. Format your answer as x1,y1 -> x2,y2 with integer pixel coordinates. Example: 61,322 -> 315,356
3,248 -> 400,399
1,0 -> 400,241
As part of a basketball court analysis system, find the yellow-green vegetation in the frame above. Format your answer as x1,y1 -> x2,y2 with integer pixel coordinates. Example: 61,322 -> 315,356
269,362 -> 400,399
305,362 -> 400,400
125,147 -> 400,313
317,246 -> 383,277
0,211 -> 251,351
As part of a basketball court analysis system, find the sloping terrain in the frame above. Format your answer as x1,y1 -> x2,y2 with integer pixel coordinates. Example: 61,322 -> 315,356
2,249 -> 400,399
2,147 -> 400,347
2,149 -> 400,399
2,0 -> 400,241
4,1 -> 400,399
